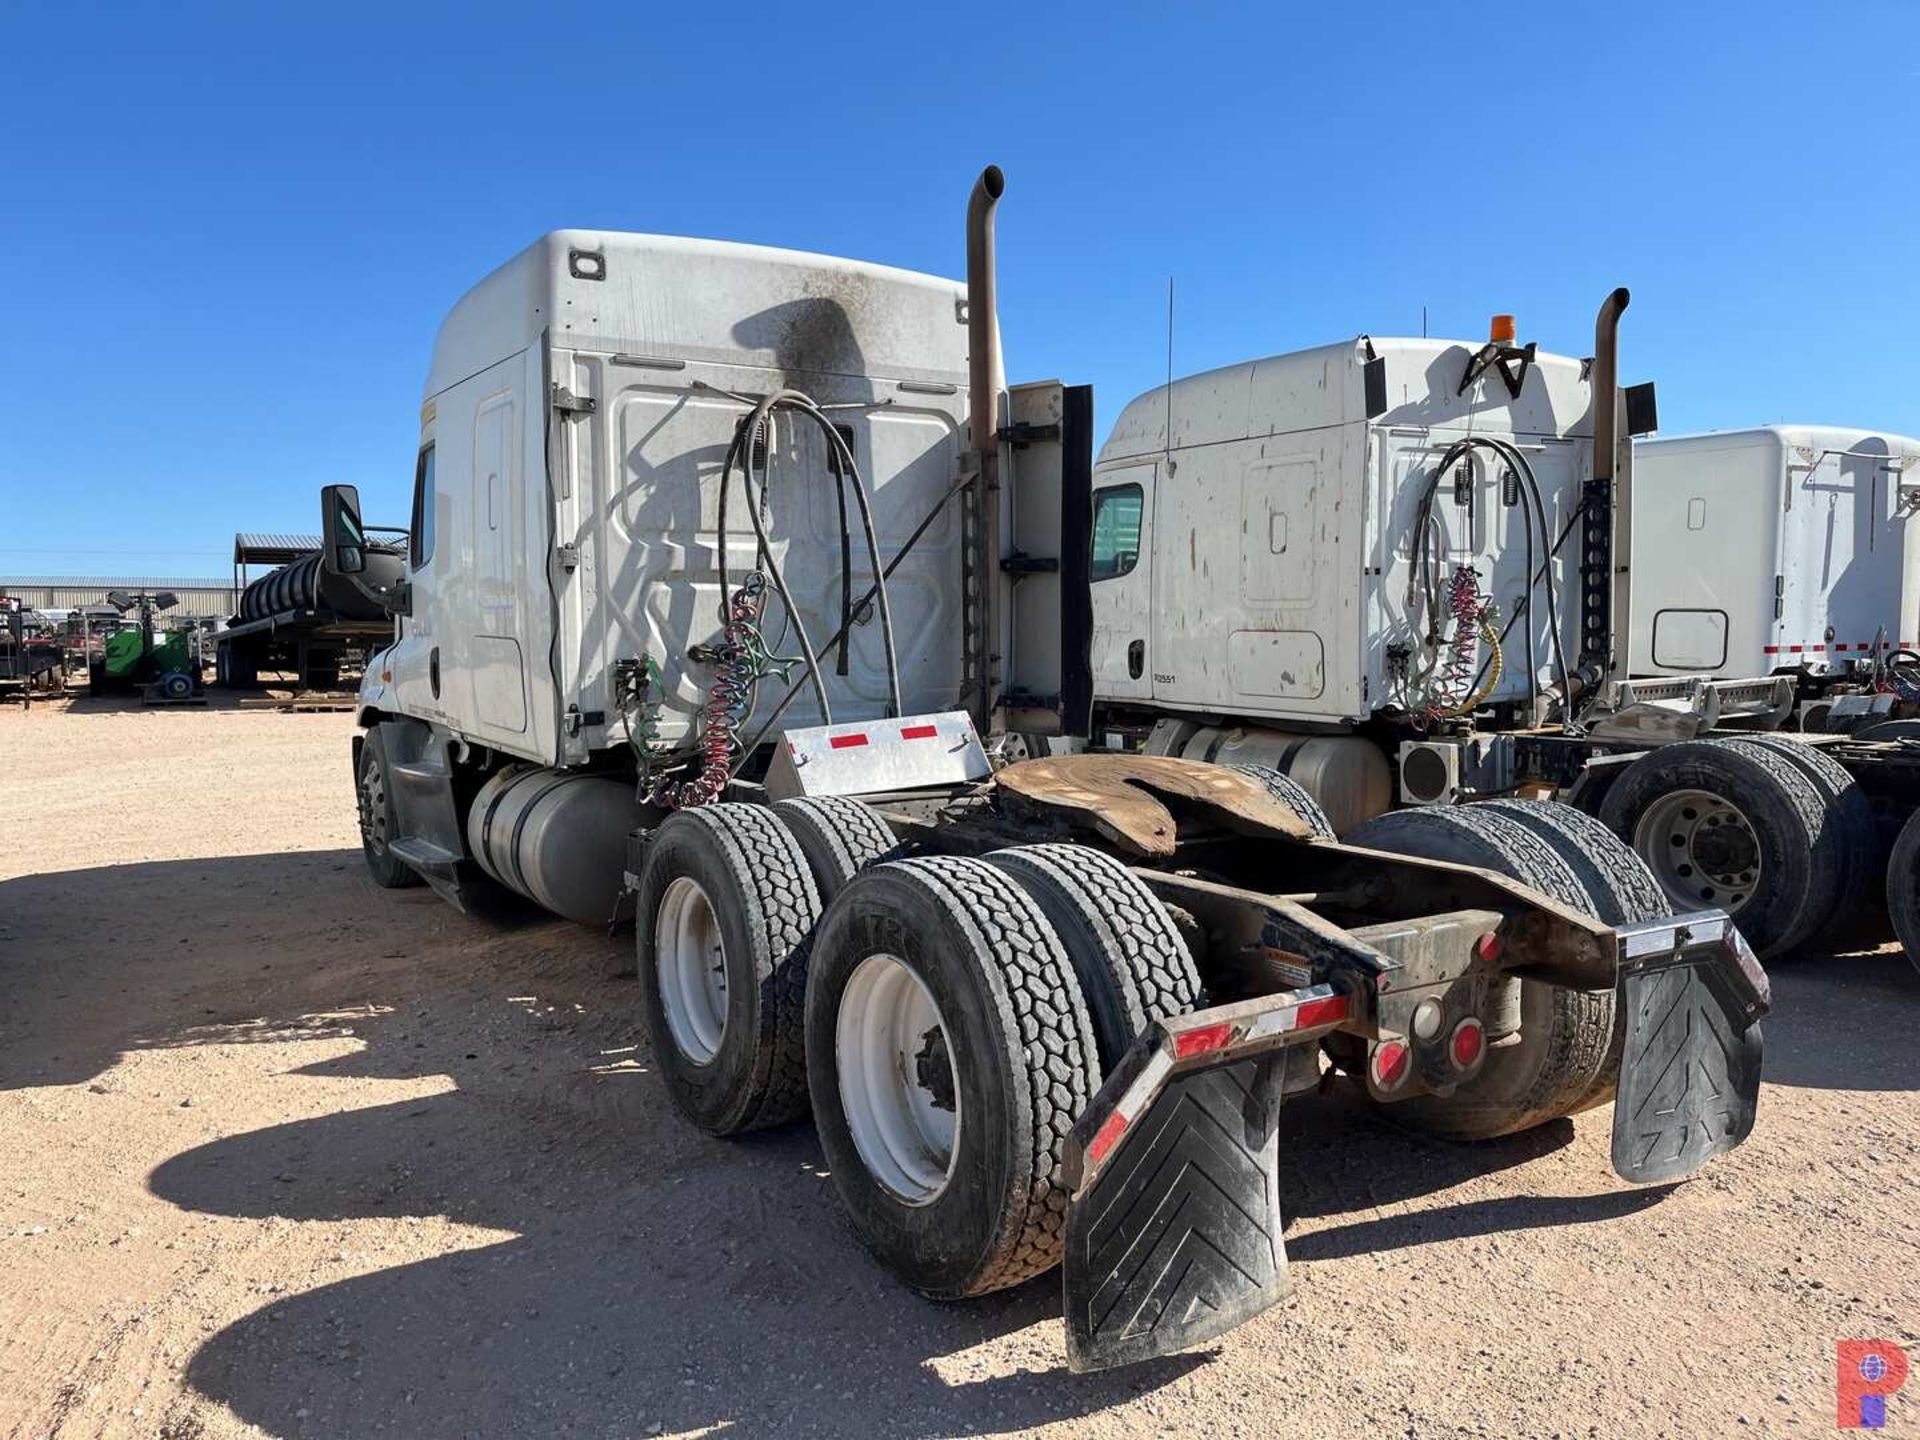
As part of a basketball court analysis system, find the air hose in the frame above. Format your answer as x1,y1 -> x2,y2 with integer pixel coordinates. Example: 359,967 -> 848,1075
617,386 -> 903,810
1402,435 -> 1569,723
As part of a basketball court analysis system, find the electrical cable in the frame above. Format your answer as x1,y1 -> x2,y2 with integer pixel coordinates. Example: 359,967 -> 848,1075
622,386 -> 905,809
1401,435 -> 1571,725
1478,436 -> 1576,717
722,389 -> 903,721
732,469 -> 973,775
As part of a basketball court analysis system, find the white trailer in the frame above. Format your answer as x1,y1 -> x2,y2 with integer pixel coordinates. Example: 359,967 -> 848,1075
1630,426 -> 1920,678
318,169 -> 1767,1371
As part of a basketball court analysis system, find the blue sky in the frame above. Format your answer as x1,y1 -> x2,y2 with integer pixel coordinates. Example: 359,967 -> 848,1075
2,2 -> 1914,579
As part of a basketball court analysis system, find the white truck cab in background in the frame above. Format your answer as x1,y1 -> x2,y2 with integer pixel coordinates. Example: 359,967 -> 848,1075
1628,425 -> 1920,678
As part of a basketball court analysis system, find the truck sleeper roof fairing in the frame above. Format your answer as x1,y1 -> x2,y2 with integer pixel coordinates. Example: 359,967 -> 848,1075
424,230 -> 969,400
1098,337 -> 1596,462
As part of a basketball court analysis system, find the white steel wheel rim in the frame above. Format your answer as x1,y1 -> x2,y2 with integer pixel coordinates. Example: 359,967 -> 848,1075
656,876 -> 728,1065
836,952 -> 961,1206
359,764 -> 388,852
1632,787 -> 1763,913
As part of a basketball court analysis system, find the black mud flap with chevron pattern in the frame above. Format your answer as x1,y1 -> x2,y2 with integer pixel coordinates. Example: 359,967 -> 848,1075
1063,1058 -> 1290,1372
1611,948 -> 1764,1184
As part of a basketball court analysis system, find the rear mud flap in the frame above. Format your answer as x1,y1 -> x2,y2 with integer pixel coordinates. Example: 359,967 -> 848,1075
1064,1059 -> 1290,1372
1611,927 -> 1764,1184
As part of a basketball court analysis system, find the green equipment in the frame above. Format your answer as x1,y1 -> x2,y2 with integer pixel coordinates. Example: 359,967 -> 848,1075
87,591 -> 202,701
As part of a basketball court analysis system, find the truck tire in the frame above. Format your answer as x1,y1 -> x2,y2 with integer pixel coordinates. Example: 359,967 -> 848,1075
1598,737 -> 1843,959
1344,805 -> 1615,1139
1885,809 -> 1920,977
986,843 -> 1204,1070
1476,799 -> 1669,925
772,795 -> 897,903
635,804 -> 821,1136
1477,798 -> 1671,1109
356,730 -> 422,889
1737,733 -> 1879,909
1228,762 -> 1336,839
805,855 -> 1099,1298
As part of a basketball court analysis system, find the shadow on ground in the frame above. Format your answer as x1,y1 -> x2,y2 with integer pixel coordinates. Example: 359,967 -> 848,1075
33,688 -> 359,718
2,842 -> 1913,1436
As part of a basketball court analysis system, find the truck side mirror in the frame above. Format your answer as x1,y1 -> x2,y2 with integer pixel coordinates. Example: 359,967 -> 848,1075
321,484 -> 367,575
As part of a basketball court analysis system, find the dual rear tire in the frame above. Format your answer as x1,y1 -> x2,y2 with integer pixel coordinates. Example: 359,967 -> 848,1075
634,797 -> 1204,1297
807,847 -> 1204,1296
1596,735 -> 1866,959
1345,799 -> 1668,1139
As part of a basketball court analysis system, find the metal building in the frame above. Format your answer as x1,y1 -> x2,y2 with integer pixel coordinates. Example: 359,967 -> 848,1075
0,577 -> 238,622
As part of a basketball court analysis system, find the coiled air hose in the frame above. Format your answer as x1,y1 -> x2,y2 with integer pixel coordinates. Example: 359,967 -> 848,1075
621,387 -> 903,810
1403,435 -> 1572,724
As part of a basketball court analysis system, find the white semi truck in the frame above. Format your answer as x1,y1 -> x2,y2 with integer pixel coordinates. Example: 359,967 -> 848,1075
1629,425 -> 1920,692
1084,317 -> 1920,968
320,168 -> 1768,1370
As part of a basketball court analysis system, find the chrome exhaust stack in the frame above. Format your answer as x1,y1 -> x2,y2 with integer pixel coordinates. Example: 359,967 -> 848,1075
1575,286 -> 1633,690
961,165 -> 1006,731
1592,286 -> 1630,484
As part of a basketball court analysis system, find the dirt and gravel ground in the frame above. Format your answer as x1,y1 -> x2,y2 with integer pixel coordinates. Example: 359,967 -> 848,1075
1,700 -> 1917,1439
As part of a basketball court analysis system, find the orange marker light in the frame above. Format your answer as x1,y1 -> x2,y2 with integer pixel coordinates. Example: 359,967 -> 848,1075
1490,314 -> 1517,344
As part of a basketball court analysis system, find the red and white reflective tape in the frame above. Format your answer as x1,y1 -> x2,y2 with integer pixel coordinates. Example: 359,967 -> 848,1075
1764,639 -> 1916,656
1083,985 -> 1351,1168
828,724 -> 942,750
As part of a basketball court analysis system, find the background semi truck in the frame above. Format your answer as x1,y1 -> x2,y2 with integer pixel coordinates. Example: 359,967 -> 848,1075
1632,426 -> 1920,684
320,168 -> 1768,1369
1085,325 -> 1920,968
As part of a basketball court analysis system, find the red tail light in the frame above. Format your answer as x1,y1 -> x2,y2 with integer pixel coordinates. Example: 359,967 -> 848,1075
1370,1039 -> 1411,1090
1450,1018 -> 1486,1071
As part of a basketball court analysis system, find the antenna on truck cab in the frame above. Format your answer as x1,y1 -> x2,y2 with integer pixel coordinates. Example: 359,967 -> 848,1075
1164,276 -> 1175,473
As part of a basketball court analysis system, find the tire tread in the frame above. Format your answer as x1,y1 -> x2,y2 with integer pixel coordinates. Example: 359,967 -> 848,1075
987,843 -> 1203,1069
887,854 -> 1099,1293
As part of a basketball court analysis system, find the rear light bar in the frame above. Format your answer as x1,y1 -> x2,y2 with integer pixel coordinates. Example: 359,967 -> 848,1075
1069,983 -> 1357,1186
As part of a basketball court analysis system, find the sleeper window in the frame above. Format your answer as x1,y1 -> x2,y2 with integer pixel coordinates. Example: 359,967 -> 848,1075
1090,483 -> 1143,580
